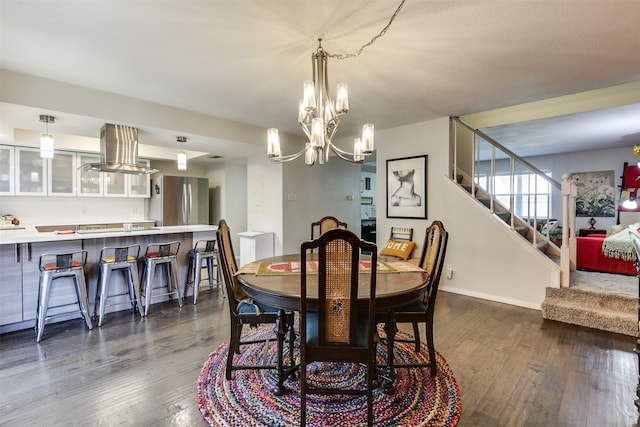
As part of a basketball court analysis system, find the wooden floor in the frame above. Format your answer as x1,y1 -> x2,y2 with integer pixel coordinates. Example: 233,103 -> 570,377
1,289 -> 638,426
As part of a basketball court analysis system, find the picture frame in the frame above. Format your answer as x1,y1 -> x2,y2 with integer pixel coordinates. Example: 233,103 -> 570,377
386,155 -> 427,219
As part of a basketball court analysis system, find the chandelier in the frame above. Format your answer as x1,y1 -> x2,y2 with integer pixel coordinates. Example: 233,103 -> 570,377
268,39 -> 373,166
267,0 -> 405,166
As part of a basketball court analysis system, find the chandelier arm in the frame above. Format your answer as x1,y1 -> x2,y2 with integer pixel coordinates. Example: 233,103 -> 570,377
329,144 -> 363,164
272,148 -> 308,163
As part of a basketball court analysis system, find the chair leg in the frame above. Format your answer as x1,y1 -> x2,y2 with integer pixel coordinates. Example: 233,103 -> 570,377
425,320 -> 437,378
35,275 -> 52,343
192,255 -> 202,304
412,321 -> 421,353
74,272 -> 93,331
98,265 -> 111,327
300,361 -> 307,427
128,263 -> 143,317
142,261 -> 154,316
170,259 -> 182,307
226,320 -> 241,380
184,255 -> 194,303
206,257 -> 215,289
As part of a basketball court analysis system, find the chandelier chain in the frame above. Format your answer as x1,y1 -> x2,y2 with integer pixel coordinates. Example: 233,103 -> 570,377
328,0 -> 406,60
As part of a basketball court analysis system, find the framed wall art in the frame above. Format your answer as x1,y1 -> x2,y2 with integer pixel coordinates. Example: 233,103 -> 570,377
571,170 -> 615,217
386,155 -> 427,219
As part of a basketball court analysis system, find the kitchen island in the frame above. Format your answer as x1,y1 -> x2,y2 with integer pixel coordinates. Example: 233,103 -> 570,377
0,224 -> 218,334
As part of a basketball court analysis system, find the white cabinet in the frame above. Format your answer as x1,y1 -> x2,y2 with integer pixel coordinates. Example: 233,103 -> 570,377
15,147 -> 47,196
128,159 -> 151,198
47,151 -> 77,196
238,231 -> 274,266
0,145 -> 14,195
77,153 -> 104,196
104,158 -> 150,198
2,146 -> 150,198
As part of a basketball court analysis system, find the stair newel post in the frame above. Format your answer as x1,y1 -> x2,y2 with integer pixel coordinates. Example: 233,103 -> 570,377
560,173 -> 576,287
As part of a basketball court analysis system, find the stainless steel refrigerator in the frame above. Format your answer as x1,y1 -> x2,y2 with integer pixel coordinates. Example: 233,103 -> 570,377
148,175 -> 209,226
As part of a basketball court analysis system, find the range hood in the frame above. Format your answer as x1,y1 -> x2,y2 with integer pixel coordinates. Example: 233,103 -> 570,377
82,124 -> 158,174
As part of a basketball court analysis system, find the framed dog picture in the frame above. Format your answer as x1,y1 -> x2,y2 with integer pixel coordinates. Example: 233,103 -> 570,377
386,155 -> 427,219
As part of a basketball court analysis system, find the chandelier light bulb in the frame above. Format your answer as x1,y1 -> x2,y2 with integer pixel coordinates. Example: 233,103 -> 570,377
336,83 -> 349,112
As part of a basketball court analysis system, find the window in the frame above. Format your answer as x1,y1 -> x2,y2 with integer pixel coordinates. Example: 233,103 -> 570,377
476,171 -> 552,219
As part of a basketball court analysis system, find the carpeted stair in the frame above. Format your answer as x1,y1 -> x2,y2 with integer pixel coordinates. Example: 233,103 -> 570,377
541,286 -> 637,336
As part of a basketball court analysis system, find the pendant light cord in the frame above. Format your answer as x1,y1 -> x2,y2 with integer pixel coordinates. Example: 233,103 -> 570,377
328,0 -> 406,60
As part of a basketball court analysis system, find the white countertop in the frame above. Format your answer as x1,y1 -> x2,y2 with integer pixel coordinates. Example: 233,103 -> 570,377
0,224 -> 218,245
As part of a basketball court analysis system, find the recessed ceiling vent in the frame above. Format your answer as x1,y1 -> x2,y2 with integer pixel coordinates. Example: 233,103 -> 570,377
82,124 -> 157,175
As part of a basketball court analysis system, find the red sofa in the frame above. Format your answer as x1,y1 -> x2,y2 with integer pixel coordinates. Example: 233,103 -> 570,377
576,234 -> 637,275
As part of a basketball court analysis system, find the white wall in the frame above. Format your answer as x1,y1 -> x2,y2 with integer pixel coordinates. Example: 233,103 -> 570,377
247,153 -> 284,255
526,146 -> 633,231
375,117 -> 555,309
281,156 -> 361,254
0,196 -> 146,225
206,161 -> 247,253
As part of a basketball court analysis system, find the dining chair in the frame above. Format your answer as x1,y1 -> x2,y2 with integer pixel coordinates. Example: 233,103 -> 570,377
310,216 -> 347,240
216,219 -> 295,381
381,220 -> 448,378
300,228 -> 378,427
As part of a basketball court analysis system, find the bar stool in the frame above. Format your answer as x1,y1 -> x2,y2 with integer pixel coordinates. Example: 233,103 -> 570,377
184,239 -> 221,304
96,244 -> 144,326
35,250 -> 93,342
140,241 -> 182,316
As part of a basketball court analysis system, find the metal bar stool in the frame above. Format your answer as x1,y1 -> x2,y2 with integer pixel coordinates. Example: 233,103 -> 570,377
35,250 -> 93,342
140,241 -> 182,316
96,244 -> 144,326
184,239 -> 221,304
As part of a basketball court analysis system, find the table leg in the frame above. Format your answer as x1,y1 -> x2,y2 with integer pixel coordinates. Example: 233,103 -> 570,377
272,309 -> 287,396
383,311 -> 398,394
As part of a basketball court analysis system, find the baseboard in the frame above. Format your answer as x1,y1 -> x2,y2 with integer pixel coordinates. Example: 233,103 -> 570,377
439,286 -> 542,311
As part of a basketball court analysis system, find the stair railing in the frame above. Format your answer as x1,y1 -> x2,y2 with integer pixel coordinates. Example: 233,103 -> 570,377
451,116 -> 576,287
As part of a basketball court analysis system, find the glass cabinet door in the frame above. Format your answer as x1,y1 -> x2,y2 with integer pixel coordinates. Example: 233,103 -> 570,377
77,153 -> 103,196
129,159 -> 151,197
104,171 -> 126,197
0,145 -> 14,195
48,151 -> 76,196
15,147 -> 46,196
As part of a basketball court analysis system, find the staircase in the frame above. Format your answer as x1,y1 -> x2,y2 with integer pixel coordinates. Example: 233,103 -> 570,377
451,116 -> 636,336
462,183 -> 559,260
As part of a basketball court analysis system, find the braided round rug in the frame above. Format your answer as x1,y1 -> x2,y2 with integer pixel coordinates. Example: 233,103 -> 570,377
197,325 -> 461,426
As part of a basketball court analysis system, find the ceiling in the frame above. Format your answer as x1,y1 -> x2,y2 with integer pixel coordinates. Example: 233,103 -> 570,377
1,0 -> 639,164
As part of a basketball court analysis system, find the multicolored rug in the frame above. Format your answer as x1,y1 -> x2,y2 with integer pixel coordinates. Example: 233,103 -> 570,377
197,325 -> 461,426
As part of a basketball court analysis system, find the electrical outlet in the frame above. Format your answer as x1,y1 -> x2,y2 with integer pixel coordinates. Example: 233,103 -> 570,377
82,207 -> 88,215
446,265 -> 453,279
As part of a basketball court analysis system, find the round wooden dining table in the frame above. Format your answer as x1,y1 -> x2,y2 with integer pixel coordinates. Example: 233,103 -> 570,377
236,253 -> 430,395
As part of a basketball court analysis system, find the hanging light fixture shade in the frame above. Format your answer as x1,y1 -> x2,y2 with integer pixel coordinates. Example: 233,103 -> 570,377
39,115 -> 55,159
177,136 -> 187,171
267,39 -> 374,166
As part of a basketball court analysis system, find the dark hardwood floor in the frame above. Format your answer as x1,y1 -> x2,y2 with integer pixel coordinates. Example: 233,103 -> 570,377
1,289 -> 638,426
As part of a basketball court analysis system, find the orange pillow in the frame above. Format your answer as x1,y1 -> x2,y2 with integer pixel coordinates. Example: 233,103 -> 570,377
379,239 -> 416,260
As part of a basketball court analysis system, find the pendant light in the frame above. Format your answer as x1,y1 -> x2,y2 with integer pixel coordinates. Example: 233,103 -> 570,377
177,136 -> 187,171
39,115 -> 55,159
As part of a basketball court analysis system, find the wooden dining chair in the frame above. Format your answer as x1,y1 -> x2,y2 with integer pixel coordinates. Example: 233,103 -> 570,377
382,220 -> 448,377
299,228 -> 378,427
217,219 -> 295,382
310,216 -> 347,240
